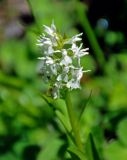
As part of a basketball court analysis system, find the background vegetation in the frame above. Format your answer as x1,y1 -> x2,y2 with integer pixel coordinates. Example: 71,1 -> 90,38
0,0 -> 127,159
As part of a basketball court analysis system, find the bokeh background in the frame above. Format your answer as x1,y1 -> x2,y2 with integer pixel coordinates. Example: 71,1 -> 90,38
0,0 -> 127,159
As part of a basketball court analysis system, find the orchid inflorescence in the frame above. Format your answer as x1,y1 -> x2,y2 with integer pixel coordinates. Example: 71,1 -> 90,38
37,22 -> 89,99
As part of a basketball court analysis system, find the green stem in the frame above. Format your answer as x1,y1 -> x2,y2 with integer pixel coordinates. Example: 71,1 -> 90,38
65,92 -> 83,152
75,1 -> 105,68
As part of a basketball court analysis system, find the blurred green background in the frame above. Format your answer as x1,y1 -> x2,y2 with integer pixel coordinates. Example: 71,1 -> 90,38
0,0 -> 127,159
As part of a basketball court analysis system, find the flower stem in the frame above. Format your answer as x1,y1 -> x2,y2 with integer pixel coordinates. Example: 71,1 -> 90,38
65,91 -> 83,152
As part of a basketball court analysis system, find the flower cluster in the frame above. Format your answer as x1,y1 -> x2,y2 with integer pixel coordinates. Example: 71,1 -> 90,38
37,22 -> 89,99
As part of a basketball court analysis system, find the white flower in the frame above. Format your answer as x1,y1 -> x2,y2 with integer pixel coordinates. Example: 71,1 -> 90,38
51,85 -> 60,99
60,49 -> 72,66
67,80 -> 80,90
43,22 -> 56,36
71,43 -> 89,58
65,33 -> 83,44
37,22 -> 89,99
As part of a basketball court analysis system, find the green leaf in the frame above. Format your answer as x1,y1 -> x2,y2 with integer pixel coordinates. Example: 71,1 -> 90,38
37,138 -> 63,160
78,90 -> 92,122
55,110 -> 75,145
68,146 -> 87,160
55,110 -> 71,133
104,141 -> 127,160
41,94 -> 65,112
90,134 -> 101,160
117,118 -> 127,146
0,71 -> 25,90
0,153 -> 18,160
13,141 -> 28,156
86,133 -> 101,160
41,94 -> 55,109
